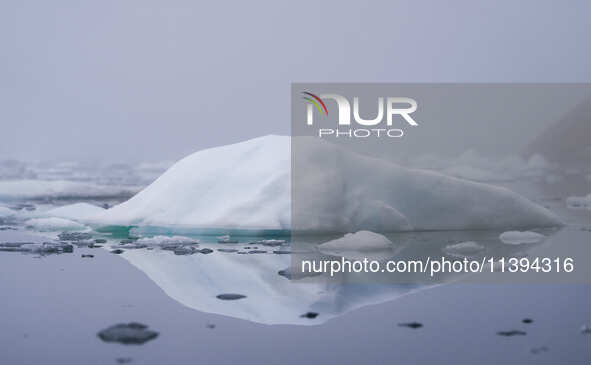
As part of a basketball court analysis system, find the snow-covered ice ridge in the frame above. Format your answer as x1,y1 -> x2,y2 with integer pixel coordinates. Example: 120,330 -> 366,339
89,135 -> 561,233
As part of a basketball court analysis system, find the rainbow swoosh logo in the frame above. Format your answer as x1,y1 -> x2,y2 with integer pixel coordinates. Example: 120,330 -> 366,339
302,92 -> 328,115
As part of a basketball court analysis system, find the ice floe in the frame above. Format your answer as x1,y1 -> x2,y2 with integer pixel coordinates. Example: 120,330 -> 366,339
135,235 -> 198,246
93,136 -> 561,233
97,323 -> 159,344
499,231 -> 546,245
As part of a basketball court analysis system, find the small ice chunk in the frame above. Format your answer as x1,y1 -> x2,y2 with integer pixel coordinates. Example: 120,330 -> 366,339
318,231 -> 392,252
499,231 -> 545,245
217,234 -> 239,243
112,242 -> 148,250
97,322 -> 159,344
443,241 -> 485,256
256,239 -> 287,246
173,246 -> 195,255
25,217 -> 86,231
58,232 -> 92,241
136,235 -> 198,246
136,236 -> 199,253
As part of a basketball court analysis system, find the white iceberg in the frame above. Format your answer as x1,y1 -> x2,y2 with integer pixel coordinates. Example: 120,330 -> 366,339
25,217 -> 87,231
318,231 -> 392,251
499,231 -> 545,245
94,136 -> 561,233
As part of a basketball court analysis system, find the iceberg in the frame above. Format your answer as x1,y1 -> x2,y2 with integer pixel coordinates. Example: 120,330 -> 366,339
135,235 -> 198,246
94,136 -> 561,233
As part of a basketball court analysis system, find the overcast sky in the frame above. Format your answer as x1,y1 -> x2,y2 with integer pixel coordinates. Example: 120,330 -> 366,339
1,0 -> 590,163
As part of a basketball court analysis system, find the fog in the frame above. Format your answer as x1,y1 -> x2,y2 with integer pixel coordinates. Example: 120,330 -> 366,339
1,0 -> 590,163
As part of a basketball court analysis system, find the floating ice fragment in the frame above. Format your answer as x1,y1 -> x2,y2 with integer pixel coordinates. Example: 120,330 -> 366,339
273,250 -> 291,254
443,241 -> 485,256
217,235 -> 239,243
58,232 -> 92,241
135,235 -> 198,246
499,231 -> 545,245
256,239 -> 287,246
97,323 -> 158,345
